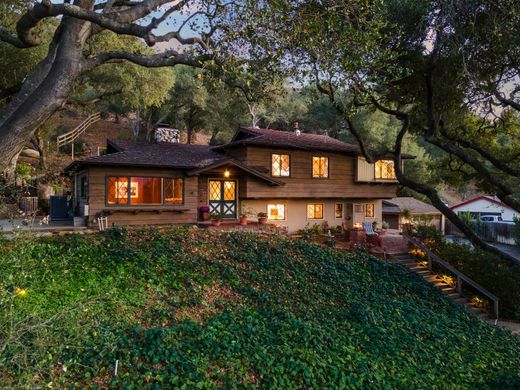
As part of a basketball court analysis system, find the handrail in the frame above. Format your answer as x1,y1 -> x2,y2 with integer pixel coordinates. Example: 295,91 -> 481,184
403,234 -> 499,318
56,112 -> 101,149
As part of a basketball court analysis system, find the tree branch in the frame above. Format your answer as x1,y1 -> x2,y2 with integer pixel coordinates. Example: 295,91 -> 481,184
0,26 -> 27,48
15,0 -> 197,47
494,91 -> 520,112
439,127 -> 520,177
87,49 -> 215,69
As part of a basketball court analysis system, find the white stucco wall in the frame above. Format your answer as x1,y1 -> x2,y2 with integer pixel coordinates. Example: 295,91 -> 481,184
452,198 -> 518,221
241,199 -> 383,233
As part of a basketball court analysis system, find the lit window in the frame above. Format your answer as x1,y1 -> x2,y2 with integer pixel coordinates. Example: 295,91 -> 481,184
164,178 -> 183,204
307,203 -> 323,219
107,177 -> 129,205
375,160 -> 396,179
365,203 -> 375,217
272,154 -> 290,177
223,181 -> 236,201
335,203 -> 343,219
312,156 -> 329,178
130,177 -> 162,205
267,204 -> 285,220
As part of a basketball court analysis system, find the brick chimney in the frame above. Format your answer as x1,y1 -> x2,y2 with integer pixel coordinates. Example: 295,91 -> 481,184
293,121 -> 301,136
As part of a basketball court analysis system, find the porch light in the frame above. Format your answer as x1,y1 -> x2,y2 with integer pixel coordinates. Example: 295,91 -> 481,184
353,222 -> 362,230
224,169 -> 230,178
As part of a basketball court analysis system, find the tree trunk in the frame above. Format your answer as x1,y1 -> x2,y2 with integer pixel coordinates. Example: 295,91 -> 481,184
0,16 -> 92,175
34,131 -> 47,170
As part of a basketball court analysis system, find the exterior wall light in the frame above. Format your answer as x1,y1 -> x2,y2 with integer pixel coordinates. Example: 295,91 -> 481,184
224,170 -> 230,178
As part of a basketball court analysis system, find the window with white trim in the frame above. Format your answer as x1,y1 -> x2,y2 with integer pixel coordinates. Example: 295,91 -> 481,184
307,203 -> 324,219
267,204 -> 286,220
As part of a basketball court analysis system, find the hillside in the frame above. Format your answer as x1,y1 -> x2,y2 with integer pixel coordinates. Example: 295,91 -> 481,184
21,111 -> 212,174
1,228 -> 519,388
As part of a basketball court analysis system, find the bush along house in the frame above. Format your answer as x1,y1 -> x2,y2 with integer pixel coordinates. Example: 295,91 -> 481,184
64,126 -> 408,232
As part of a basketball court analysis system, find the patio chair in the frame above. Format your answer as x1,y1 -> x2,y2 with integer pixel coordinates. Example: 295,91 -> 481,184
362,221 -> 382,247
97,216 -> 109,231
362,221 -> 377,236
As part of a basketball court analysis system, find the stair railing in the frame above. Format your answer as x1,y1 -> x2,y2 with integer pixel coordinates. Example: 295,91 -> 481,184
56,112 -> 101,159
403,234 -> 499,319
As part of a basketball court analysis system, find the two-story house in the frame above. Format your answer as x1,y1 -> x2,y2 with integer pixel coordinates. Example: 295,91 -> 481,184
64,127 -> 403,232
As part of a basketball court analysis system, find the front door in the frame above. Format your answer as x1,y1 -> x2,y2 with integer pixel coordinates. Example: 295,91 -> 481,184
209,180 -> 237,218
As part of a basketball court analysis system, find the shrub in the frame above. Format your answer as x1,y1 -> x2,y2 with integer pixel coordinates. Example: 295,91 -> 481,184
414,225 -> 520,320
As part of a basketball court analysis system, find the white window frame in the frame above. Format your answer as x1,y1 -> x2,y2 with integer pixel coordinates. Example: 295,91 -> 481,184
267,203 -> 286,221
307,203 -> 324,220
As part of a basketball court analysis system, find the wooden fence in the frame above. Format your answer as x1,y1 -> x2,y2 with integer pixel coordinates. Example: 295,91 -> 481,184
19,197 -> 38,214
446,220 -> 516,245
56,112 -> 101,159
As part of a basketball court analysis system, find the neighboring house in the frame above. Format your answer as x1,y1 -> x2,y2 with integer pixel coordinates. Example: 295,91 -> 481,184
382,197 -> 444,232
64,127 -> 406,232
450,195 -> 518,222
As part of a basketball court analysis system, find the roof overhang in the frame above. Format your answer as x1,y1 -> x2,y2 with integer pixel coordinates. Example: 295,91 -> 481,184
187,159 -> 284,186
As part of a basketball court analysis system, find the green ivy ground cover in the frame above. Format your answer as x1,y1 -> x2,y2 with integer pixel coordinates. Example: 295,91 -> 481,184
1,227 -> 519,388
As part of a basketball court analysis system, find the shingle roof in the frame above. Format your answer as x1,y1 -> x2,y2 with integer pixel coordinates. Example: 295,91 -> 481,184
65,141 -> 223,171
213,127 -> 361,154
384,197 -> 441,214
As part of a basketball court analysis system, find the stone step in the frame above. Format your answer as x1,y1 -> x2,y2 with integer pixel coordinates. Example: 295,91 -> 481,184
394,252 -> 493,321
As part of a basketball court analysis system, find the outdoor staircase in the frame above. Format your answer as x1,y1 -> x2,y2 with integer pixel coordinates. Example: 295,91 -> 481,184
392,252 -> 490,320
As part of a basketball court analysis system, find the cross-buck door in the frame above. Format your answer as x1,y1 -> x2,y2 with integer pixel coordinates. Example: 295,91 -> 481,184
209,180 -> 237,218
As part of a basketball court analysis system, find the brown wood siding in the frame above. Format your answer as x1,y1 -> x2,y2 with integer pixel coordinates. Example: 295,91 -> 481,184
87,167 -> 198,227
243,147 -> 398,199
224,147 -> 247,161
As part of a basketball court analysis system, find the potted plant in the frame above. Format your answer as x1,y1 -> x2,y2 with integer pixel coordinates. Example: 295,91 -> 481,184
211,212 -> 222,226
199,205 -> 210,221
239,213 -> 248,226
257,212 -> 268,225
239,206 -> 254,226
381,221 -> 389,235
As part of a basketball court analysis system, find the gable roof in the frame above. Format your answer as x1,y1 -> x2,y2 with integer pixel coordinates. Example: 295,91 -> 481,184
212,127 -> 361,154
65,141 -> 223,172
186,159 -> 284,186
450,195 -> 508,210
383,197 -> 441,214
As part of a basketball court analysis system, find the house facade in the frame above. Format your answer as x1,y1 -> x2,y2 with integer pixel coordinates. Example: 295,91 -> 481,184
65,127 -> 402,232
382,197 -> 444,232
450,196 -> 518,222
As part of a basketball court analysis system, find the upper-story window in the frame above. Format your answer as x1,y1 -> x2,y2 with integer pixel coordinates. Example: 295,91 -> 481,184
272,154 -> 290,177
375,160 -> 396,180
312,156 -> 329,178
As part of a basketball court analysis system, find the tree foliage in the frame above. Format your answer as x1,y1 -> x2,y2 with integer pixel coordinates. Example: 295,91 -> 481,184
242,0 -> 520,260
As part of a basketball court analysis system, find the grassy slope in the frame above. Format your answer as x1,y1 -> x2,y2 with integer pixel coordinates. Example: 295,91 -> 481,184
1,227 -> 519,388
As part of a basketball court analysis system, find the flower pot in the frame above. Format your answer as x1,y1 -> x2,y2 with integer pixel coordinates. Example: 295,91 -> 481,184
258,217 -> 267,225
380,229 -> 387,236
211,220 -> 221,226
239,216 -> 248,226
201,212 -> 211,221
